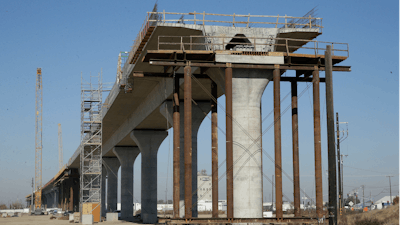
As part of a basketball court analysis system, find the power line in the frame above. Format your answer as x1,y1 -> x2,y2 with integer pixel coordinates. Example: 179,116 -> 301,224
344,165 -> 398,175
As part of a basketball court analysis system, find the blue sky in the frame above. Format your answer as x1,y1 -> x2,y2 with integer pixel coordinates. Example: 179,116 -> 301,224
0,0 -> 398,206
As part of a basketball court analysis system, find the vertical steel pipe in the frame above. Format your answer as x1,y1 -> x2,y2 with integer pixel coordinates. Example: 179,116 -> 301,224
173,72 -> 180,218
69,184 -> 73,211
313,66 -> 323,219
184,65 -> 192,218
225,65 -> 234,219
211,80 -> 219,218
273,65 -> 283,219
325,45 -> 338,225
291,80 -> 300,217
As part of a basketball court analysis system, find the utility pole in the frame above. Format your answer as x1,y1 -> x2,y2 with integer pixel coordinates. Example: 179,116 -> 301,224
336,113 -> 341,216
362,185 -> 364,210
272,175 -> 274,211
386,176 -> 393,204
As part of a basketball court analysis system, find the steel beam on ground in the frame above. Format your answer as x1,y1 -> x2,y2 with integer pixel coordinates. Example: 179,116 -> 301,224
225,65 -> 233,219
325,45 -> 338,225
273,65 -> 283,219
291,79 -> 300,217
184,65 -> 192,218
211,80 -> 218,218
313,66 -> 323,219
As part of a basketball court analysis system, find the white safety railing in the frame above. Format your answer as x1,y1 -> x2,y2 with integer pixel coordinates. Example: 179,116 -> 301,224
157,35 -> 349,57
127,11 -> 323,65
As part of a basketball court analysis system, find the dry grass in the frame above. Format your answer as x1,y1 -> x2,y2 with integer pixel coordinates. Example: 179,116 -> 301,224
338,204 -> 399,225
57,216 -> 69,220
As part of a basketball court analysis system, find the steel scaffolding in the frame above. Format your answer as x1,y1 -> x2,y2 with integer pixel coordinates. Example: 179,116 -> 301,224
80,71 -> 103,216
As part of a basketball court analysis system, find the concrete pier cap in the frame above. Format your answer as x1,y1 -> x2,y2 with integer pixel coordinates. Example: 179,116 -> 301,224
160,100 -> 211,218
130,130 -> 168,224
113,146 -> 140,219
102,157 -> 120,213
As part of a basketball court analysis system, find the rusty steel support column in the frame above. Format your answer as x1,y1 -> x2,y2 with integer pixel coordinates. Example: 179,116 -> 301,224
291,79 -> 300,217
184,65 -> 192,219
313,66 -> 323,219
273,65 -> 283,219
69,183 -> 73,211
325,45 -> 338,225
211,80 -> 219,218
173,70 -> 180,218
225,65 -> 233,219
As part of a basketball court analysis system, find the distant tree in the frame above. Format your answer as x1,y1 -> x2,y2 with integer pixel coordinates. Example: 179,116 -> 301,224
0,204 -> 7,210
157,199 -> 165,204
393,196 -> 399,205
167,200 -> 172,204
11,200 -> 24,209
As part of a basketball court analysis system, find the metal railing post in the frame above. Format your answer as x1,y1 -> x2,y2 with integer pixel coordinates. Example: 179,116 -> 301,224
275,14 -> 279,28
309,15 -> 312,28
233,13 -> 235,27
163,10 -> 165,23
181,37 -> 183,51
246,13 -> 250,28
194,11 -> 196,25
285,14 -> 287,28
203,11 -> 205,25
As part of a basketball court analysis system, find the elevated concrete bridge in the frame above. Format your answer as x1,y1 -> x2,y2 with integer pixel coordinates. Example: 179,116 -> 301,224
28,11 -> 350,224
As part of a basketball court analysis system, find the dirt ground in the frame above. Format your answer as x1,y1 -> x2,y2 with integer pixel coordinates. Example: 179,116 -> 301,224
0,213 -> 227,225
0,214 -> 142,225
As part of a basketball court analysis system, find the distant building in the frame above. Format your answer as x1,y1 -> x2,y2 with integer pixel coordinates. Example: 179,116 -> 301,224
197,170 -> 212,201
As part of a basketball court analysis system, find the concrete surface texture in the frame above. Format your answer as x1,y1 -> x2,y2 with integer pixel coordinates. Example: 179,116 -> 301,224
130,130 -> 168,224
230,68 -> 272,218
106,212 -> 119,221
113,147 -> 140,219
81,214 -> 93,225
160,100 -> 211,218
103,157 -> 120,213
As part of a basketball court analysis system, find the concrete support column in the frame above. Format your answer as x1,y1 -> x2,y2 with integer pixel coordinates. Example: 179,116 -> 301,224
131,130 -> 168,224
101,165 -> 107,217
103,157 -> 120,213
231,68 -> 271,218
113,146 -> 140,219
160,100 -> 211,218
